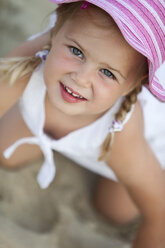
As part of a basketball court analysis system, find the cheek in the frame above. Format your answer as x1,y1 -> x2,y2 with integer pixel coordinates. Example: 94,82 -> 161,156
95,81 -> 122,99
44,54 -> 66,81
94,82 -> 126,111
49,50 -> 75,75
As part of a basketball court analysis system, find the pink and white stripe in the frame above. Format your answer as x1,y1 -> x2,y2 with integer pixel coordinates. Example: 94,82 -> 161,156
50,0 -> 165,101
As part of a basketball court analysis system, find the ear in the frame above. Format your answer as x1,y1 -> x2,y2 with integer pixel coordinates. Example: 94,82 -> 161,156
140,74 -> 149,86
122,74 -> 148,96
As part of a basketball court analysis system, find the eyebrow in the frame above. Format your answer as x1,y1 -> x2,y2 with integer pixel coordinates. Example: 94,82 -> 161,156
65,35 -> 86,54
65,35 -> 127,81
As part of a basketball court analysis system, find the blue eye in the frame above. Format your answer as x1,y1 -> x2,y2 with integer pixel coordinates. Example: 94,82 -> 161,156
70,47 -> 84,58
101,69 -> 115,79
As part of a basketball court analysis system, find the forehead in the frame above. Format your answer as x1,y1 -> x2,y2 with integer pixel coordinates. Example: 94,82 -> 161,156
66,5 -> 119,37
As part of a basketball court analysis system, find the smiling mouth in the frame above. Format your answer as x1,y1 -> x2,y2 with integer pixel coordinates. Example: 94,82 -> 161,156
60,83 -> 87,101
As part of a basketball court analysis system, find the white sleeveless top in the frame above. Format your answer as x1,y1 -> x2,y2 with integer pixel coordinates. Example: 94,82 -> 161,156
3,62 -> 134,189
4,60 -> 165,189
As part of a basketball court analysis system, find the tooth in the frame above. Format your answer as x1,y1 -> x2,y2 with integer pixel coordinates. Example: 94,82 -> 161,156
64,85 -> 85,99
72,93 -> 79,97
66,88 -> 72,94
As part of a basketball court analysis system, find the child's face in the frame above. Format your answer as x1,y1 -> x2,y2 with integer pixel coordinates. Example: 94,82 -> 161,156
44,8 -> 145,120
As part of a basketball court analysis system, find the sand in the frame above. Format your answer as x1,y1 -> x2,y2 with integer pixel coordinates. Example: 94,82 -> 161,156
0,0 -> 137,247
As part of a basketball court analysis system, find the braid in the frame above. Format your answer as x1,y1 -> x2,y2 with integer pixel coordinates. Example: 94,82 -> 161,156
115,84 -> 142,122
0,44 -> 51,86
98,84 -> 142,161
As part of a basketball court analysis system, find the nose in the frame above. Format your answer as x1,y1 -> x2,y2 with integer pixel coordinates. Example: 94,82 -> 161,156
71,64 -> 93,88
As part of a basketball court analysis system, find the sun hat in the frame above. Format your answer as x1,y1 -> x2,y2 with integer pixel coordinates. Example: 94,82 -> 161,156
50,0 -> 165,101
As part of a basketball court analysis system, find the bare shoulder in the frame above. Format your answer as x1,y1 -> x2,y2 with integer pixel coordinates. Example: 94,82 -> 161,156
106,100 -> 146,182
119,100 -> 144,140
106,99 -> 164,189
5,31 -> 51,58
110,101 -> 144,160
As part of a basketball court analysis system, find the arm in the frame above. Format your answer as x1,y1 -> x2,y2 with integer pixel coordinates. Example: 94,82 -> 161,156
5,31 -> 51,58
106,102 -> 165,248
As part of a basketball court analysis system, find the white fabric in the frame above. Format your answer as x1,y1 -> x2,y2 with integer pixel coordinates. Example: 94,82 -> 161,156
155,61 -> 165,90
3,62 -> 131,188
3,62 -> 165,189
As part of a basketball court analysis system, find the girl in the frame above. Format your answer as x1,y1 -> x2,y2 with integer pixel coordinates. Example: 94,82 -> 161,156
0,0 -> 165,247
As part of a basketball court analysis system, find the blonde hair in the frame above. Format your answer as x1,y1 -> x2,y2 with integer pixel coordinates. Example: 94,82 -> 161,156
0,45 -> 50,86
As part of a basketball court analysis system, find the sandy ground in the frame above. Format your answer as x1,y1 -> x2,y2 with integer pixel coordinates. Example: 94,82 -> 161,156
0,1 -> 138,247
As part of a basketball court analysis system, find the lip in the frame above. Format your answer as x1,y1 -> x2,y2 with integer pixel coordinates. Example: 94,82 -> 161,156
60,82 -> 87,103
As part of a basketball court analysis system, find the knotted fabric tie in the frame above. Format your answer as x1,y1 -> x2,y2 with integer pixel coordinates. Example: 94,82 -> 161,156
3,134 -> 56,189
3,52 -> 56,190
35,50 -> 50,61
109,120 -> 123,133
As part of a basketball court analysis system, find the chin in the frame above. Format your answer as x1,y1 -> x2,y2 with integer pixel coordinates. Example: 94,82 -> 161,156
55,103 -> 82,116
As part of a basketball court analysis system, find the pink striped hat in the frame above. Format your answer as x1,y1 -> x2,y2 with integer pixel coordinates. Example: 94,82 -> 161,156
50,0 -> 165,101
